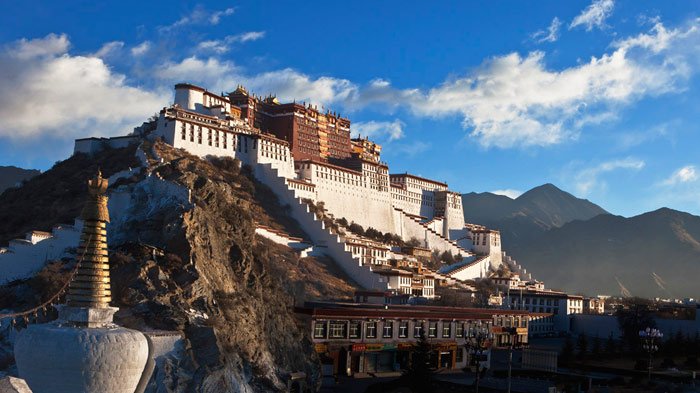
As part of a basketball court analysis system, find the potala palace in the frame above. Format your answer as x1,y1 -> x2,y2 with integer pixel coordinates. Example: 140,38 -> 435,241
3,83 -> 537,300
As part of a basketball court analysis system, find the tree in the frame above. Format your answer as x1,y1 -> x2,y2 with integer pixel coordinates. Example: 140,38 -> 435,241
591,335 -> 602,357
440,251 -> 456,264
576,333 -> 588,359
405,237 -> 422,247
605,333 -> 617,358
560,336 -> 574,365
404,329 -> 434,392
615,297 -> 656,353
348,222 -> 365,236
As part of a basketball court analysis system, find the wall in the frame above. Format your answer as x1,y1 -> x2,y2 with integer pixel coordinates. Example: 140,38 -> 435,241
0,222 -> 82,283
253,163 -> 389,290
297,162 -> 396,234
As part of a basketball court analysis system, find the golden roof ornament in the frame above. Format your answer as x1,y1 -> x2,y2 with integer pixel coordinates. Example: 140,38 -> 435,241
66,170 -> 112,308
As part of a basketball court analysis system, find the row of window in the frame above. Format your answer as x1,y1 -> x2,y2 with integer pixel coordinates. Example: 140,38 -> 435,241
313,320 -> 492,340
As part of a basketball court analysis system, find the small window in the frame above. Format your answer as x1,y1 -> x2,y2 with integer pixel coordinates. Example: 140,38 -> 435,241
399,321 -> 409,338
383,321 -> 393,338
413,323 -> 423,338
428,321 -> 438,338
313,321 -> 327,339
366,322 -> 377,338
442,323 -> 451,338
349,322 -> 361,339
329,321 -> 347,339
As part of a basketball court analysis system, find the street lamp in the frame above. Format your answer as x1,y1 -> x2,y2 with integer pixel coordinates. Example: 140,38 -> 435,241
503,326 -> 519,393
466,321 -> 492,393
639,327 -> 663,381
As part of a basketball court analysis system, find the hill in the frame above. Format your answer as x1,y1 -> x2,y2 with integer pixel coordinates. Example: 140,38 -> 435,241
462,183 -> 608,249
0,141 -> 355,391
508,208 -> 700,298
0,166 -> 40,195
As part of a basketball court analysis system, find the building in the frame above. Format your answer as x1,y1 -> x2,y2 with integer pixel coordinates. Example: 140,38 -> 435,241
297,302 -> 533,377
71,82 -> 521,292
227,85 -> 352,161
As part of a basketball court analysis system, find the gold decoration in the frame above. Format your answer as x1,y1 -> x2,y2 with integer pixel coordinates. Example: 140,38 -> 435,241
66,170 -> 112,308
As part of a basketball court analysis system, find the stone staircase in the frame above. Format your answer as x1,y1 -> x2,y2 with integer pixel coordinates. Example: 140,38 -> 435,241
254,224 -> 314,258
395,208 -> 472,256
438,255 -> 490,281
502,251 -> 533,280
253,163 -> 390,290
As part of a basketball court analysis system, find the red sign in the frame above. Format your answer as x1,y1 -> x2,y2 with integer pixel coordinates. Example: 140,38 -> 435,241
352,344 -> 367,352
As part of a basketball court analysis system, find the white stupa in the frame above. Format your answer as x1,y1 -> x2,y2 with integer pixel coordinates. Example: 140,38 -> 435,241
14,171 -> 149,393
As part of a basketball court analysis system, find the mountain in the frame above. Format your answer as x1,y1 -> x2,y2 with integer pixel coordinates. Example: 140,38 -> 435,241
0,166 -> 40,195
462,183 -> 609,249
508,208 -> 700,299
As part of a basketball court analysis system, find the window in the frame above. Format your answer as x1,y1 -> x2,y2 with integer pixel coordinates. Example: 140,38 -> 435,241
456,323 -> 464,338
366,322 -> 377,338
313,321 -> 327,339
383,321 -> 393,338
428,321 -> 438,338
413,323 -> 423,338
349,322 -> 361,339
442,322 -> 451,338
329,321 -> 347,339
399,321 -> 409,338
456,348 -> 464,363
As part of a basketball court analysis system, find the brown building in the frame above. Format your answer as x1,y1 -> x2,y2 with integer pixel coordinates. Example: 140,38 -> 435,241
298,302 -> 535,377
227,86 -> 352,161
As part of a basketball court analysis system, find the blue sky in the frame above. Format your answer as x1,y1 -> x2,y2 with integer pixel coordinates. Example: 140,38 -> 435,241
1,1 -> 699,217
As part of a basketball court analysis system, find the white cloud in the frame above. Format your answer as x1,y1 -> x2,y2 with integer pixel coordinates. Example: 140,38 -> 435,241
0,34 -> 167,140
131,41 -> 151,56
13,33 -> 69,60
196,32 -> 266,54
157,19 -> 699,150
491,189 -> 523,199
661,165 -> 698,186
233,31 -> 265,43
93,41 -> 124,58
352,119 -> 405,141
159,6 -> 236,32
209,8 -> 235,25
572,158 -> 645,195
397,19 -> 698,148
570,0 -> 614,31
532,17 -> 562,43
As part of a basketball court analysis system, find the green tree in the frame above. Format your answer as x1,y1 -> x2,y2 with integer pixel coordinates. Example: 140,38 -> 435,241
405,329 -> 434,392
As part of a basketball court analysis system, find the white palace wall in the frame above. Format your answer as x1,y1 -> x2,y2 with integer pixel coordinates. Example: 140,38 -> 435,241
297,162 -> 396,234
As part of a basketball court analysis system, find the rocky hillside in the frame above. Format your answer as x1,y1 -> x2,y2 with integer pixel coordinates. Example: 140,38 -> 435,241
0,147 -> 141,246
0,166 -> 40,195
462,183 -> 608,249
0,140 -> 355,392
509,208 -> 700,299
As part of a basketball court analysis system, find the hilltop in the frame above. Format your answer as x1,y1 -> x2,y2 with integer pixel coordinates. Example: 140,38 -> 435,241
0,166 -> 40,196
462,183 -> 608,249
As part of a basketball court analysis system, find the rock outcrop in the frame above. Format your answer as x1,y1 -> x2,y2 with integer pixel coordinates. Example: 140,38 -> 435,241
1,140 -> 355,392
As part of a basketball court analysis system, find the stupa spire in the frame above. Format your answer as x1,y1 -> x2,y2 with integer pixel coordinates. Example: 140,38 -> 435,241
66,170 -> 111,308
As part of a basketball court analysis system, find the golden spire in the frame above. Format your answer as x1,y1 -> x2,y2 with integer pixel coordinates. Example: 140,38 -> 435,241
66,170 -> 111,308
